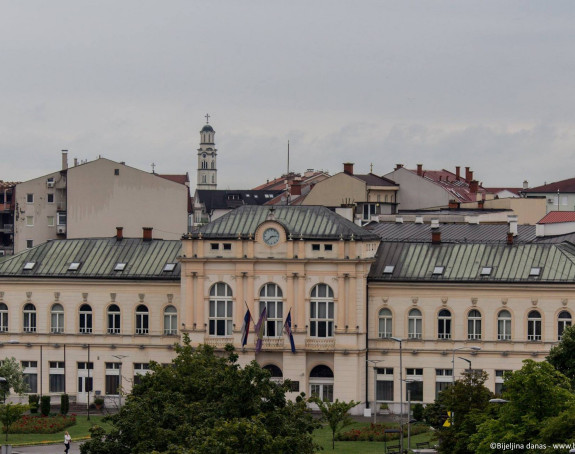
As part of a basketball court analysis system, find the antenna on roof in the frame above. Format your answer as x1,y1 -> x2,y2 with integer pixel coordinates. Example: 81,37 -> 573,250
286,140 -> 291,206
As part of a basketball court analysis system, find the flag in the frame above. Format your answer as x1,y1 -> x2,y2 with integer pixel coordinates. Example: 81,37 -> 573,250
240,309 -> 251,347
254,306 -> 267,353
284,309 -> 296,353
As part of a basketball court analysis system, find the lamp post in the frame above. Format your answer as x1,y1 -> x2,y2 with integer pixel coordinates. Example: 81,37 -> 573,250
366,359 -> 385,424
112,355 -> 128,410
83,344 -> 91,421
457,356 -> 472,372
391,337 -> 404,452
451,346 -> 481,426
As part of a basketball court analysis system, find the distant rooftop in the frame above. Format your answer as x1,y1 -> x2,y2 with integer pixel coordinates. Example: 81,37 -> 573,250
538,211 -> 575,224
523,177 -> 575,194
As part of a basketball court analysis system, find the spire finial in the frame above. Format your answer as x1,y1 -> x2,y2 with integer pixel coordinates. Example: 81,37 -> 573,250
205,113 -> 210,124
151,162 -> 156,173
370,162 -> 373,173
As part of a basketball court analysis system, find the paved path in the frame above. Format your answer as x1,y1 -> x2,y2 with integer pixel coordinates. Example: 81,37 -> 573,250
8,441 -> 82,454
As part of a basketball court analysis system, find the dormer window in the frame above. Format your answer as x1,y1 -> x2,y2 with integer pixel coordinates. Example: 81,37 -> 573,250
433,266 -> 444,275
114,263 -> 127,271
529,267 -> 541,277
68,262 -> 81,271
163,263 -> 176,272
23,262 -> 36,270
383,265 -> 395,274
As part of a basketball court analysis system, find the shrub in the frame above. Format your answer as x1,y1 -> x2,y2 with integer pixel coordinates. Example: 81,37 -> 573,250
8,414 -> 76,434
28,395 -> 39,414
412,403 -> 425,421
337,422 -> 430,442
60,394 -> 69,415
40,395 -> 51,416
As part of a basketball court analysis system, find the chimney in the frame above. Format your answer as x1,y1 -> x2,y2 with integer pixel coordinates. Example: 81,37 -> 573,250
523,180 -> 529,190
343,162 -> 354,175
417,164 -> 423,176
478,200 -> 484,209
415,215 -> 424,224
432,230 -> 441,244
116,227 -> 123,241
74,158 -> 78,167
468,170 -> 474,181
469,180 -> 479,194
455,166 -> 461,180
291,180 -> 302,196
395,163 -> 404,170
143,227 -> 153,242
61,150 -> 68,170
431,219 -> 440,229
508,215 -> 518,236
507,232 -> 514,245
448,199 -> 460,210
465,167 -> 471,181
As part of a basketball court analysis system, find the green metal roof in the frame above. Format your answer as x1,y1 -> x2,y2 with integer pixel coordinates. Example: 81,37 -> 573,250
189,205 -> 380,241
0,238 -> 181,280
370,241 -> 575,283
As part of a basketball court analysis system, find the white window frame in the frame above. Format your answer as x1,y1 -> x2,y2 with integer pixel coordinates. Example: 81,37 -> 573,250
51,303 -> 64,334
26,216 -> 34,227
135,305 -> 149,335
209,283 -> 233,337
437,309 -> 451,339
467,310 -> 482,340
408,308 -> 422,339
558,311 -> 572,340
527,310 -> 542,341
309,284 -> 334,338
498,310 -> 512,340
107,304 -> 121,334
378,308 -> 392,338
23,303 -> 36,333
163,305 -> 177,335
79,304 -> 93,334
0,303 -> 7,332
259,283 -> 283,338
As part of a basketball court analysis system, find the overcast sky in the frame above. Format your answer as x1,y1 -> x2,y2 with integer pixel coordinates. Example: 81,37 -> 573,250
2,1 -> 574,189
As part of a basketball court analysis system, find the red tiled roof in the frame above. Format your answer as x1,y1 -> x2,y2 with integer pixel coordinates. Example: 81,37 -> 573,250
157,174 -> 189,185
538,211 -> 575,224
406,168 -> 487,203
0,181 -> 18,189
523,178 -> 575,193
485,187 -> 522,196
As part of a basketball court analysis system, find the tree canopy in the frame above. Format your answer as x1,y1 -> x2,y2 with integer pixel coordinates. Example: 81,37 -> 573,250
548,325 -> 575,387
0,357 -> 28,396
80,337 -> 319,454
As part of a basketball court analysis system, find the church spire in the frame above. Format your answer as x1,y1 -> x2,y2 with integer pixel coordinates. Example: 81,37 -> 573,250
197,115 -> 217,190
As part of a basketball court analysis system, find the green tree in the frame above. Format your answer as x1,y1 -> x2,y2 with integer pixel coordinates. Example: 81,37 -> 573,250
311,397 -> 358,450
433,370 -> 493,454
0,357 -> 28,396
548,325 -> 575,386
0,403 -> 29,442
81,337 -> 320,454
469,360 -> 574,454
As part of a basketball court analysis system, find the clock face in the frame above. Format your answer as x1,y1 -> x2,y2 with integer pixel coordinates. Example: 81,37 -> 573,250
263,228 -> 280,246
202,153 -> 207,158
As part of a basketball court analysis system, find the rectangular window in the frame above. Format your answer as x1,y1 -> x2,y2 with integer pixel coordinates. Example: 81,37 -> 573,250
47,216 -> 55,227
47,193 -> 54,203
259,300 -> 283,338
26,216 -> 34,227
210,243 -> 219,250
209,300 -> 233,336
309,301 -> 334,338
383,265 -> 395,274
480,267 -> 492,276
406,368 -> 424,401
312,244 -> 320,251
26,193 -> 34,203
26,240 -> 33,249
495,370 -> 509,396
49,361 -> 65,393
376,368 -> 394,401
22,361 -> 38,394
324,244 -> 333,251
114,263 -> 126,271
362,203 -> 377,221
223,243 -> 232,250
435,369 -> 453,399
105,363 -> 120,395
433,266 -> 444,275
57,212 -> 67,226
133,363 -> 150,386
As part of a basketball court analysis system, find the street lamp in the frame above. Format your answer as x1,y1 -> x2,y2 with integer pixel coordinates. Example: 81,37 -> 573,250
112,355 -> 128,409
451,346 -> 481,385
390,337 -> 404,452
457,356 -> 472,372
366,359 -> 385,424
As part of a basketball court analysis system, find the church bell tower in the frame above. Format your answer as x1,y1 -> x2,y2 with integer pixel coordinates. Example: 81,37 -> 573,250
197,114 -> 217,190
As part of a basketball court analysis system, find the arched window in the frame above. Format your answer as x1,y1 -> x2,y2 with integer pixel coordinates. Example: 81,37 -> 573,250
378,308 -> 392,338
468,310 -> 482,340
164,305 -> 177,335
263,364 -> 283,383
211,161 -> 215,169
310,365 -> 334,402
79,304 -> 92,334
558,311 -> 572,340
107,304 -> 121,334
23,303 -> 36,333
202,175 -> 206,183
527,310 -> 542,341
310,284 -> 334,338
408,309 -> 422,339
0,303 -> 8,332
209,283 -> 233,336
498,310 -> 512,340
438,309 -> 451,339
136,305 -> 149,335
51,303 -> 64,334
260,283 -> 283,337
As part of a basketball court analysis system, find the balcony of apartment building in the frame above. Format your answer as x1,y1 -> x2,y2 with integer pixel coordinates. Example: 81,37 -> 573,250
0,223 -> 13,234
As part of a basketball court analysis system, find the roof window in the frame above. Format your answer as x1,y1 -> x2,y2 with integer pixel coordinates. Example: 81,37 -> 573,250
23,262 -> 36,270
163,263 -> 176,272
433,266 -> 445,275
68,262 -> 81,271
480,267 -> 492,276
529,267 -> 541,277
114,263 -> 127,271
383,265 -> 395,274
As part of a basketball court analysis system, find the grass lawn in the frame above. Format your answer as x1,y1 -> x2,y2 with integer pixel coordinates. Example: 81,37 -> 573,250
1,415 -> 113,446
313,422 -> 436,453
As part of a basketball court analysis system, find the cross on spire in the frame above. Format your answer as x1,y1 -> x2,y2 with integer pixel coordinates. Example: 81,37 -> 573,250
151,162 -> 156,173
205,113 -> 210,124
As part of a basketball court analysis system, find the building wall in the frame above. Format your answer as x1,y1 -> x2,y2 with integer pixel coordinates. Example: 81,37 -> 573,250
67,159 -> 188,240
367,281 -> 572,407
13,171 -> 66,253
302,173 -> 366,206
384,168 -> 451,210
460,197 -> 546,225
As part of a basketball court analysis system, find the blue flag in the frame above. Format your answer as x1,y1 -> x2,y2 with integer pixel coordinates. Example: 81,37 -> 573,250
284,310 -> 296,353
